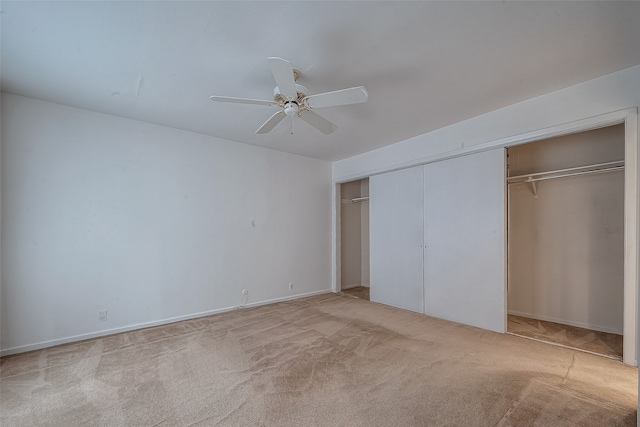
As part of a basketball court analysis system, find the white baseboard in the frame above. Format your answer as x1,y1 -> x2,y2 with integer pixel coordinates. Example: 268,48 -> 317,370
242,289 -> 332,308
0,289 -> 333,357
507,310 -> 623,335
341,284 -> 369,290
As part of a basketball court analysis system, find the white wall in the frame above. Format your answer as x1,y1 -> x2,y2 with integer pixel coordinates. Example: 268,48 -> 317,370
0,93 -> 332,355
508,126 -> 625,333
333,65 -> 640,181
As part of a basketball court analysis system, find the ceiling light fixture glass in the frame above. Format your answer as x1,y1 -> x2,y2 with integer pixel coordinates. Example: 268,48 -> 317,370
283,102 -> 298,116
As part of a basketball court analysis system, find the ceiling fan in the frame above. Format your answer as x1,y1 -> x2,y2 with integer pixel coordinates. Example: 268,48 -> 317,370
210,57 -> 368,135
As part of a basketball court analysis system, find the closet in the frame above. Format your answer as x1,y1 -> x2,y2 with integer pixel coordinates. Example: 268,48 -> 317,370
369,148 -> 506,331
363,121 -> 635,364
340,179 -> 369,293
507,125 -> 625,358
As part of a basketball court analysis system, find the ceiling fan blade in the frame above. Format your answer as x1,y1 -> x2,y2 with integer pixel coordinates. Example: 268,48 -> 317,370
256,110 -> 286,134
210,96 -> 274,106
268,57 -> 298,100
305,86 -> 368,109
299,110 -> 337,135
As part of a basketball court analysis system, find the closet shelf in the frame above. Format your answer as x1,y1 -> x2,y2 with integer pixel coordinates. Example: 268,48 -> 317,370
507,160 -> 624,197
508,160 -> 624,183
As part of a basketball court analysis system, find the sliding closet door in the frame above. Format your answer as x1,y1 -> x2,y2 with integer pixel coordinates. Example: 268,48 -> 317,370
424,148 -> 506,332
370,166 -> 424,313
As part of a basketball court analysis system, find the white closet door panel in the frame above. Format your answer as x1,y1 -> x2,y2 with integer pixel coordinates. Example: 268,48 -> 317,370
370,166 -> 424,313
424,148 -> 506,332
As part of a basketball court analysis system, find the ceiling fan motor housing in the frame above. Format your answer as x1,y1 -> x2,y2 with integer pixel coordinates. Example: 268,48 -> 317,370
273,84 -> 309,114
211,57 -> 367,135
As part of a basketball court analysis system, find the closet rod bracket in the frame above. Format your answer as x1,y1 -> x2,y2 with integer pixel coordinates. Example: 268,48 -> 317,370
527,177 -> 538,198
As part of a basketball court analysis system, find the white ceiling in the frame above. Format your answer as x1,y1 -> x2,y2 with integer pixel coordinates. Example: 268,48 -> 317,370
2,1 -> 640,161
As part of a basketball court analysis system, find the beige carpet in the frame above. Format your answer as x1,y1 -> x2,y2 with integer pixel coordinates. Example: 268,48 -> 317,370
1,293 -> 637,426
508,314 -> 624,361
341,285 -> 370,300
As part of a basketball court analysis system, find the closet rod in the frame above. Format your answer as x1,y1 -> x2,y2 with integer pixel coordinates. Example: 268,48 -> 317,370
351,196 -> 369,203
340,196 -> 370,204
508,165 -> 624,185
507,160 -> 624,184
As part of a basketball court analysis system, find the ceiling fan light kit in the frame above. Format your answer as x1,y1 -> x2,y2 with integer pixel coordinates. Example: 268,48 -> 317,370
283,102 -> 298,116
210,57 -> 368,135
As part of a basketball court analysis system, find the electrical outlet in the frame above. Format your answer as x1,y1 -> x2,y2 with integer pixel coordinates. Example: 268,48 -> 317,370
288,282 -> 294,291
242,289 -> 248,295
98,310 -> 108,322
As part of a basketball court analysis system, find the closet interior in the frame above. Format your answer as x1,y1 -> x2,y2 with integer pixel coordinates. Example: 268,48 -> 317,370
340,178 -> 370,300
506,124 -> 625,360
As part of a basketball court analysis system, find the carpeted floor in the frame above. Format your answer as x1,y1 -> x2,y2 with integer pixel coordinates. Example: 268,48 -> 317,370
341,285 -> 370,300
508,314 -> 624,361
1,293 -> 637,426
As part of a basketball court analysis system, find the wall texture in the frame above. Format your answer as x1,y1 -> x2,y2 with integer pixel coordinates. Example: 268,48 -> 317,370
1,94 -> 332,354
